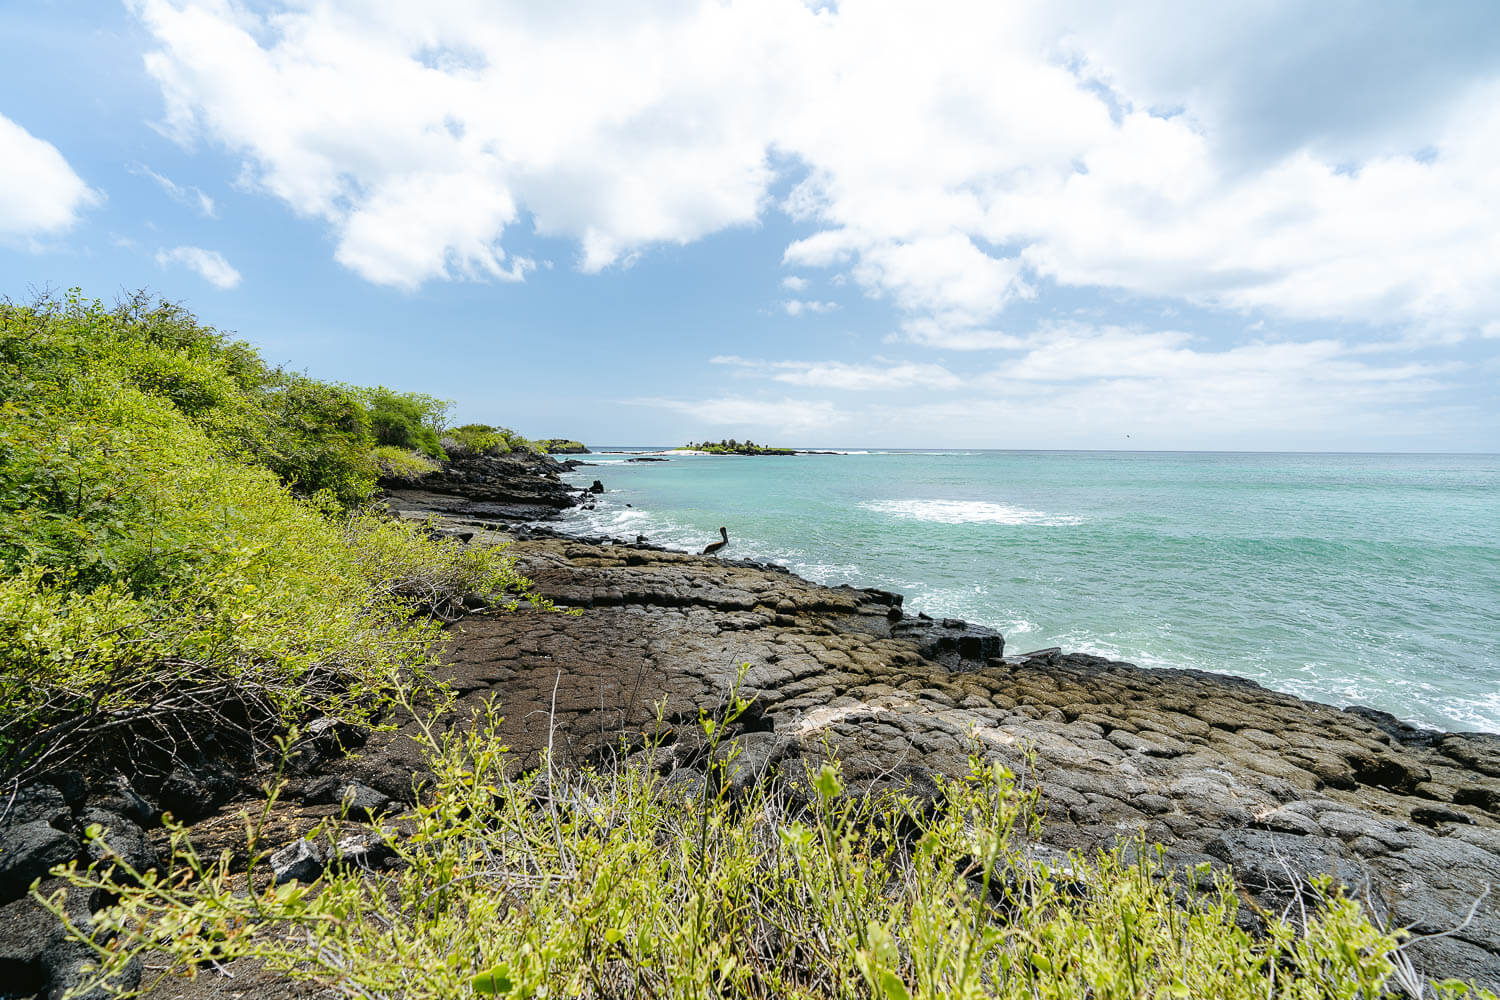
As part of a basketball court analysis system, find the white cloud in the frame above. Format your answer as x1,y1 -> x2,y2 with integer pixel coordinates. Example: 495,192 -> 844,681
783,298 -> 838,316
131,0 -> 1500,339
712,354 -> 961,391
705,322 -> 1466,446
155,245 -> 242,289
781,275 -> 808,291
134,0 -> 796,288
132,163 -> 216,217
893,319 -> 1028,351
633,394 -> 843,434
0,113 -> 100,241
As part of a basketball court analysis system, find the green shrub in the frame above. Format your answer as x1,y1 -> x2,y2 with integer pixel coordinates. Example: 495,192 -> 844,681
372,445 -> 440,481
259,374 -> 376,505
45,689 -> 1483,1000
445,423 -> 538,457
536,438 -> 587,453
0,293 -> 543,778
364,387 -> 449,459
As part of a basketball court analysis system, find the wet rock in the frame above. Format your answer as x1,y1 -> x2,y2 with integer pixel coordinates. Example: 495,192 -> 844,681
891,617 -> 1002,668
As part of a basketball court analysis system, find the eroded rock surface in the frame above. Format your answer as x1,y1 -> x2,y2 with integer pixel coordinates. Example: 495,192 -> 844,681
346,536 -> 1500,986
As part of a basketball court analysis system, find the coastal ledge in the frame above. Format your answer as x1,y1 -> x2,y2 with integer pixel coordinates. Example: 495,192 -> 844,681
332,527 -> 1500,986
5,454 -> 1498,997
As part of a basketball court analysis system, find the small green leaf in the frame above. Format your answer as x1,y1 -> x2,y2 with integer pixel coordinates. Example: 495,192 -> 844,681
603,928 -> 624,945
878,971 -> 912,1000
471,965 -> 514,995
813,764 -> 842,802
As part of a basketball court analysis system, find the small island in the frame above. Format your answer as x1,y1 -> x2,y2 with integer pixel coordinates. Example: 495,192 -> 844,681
679,437 -> 798,455
535,438 -> 590,454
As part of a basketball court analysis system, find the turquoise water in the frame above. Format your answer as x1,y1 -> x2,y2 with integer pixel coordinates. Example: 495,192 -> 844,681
556,451 -> 1500,734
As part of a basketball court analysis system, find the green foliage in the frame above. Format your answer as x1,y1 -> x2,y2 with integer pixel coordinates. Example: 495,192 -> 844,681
363,386 -> 449,459
684,439 -> 796,455
534,438 -> 587,454
45,687 -> 1484,1000
257,374 -> 376,506
0,292 -> 544,777
372,445 -> 440,481
443,424 -> 539,458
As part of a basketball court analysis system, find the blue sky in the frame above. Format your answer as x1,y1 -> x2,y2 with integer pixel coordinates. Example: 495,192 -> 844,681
2,0 -> 1497,451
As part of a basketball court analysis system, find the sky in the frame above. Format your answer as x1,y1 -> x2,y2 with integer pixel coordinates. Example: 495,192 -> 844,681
2,0 -> 1498,451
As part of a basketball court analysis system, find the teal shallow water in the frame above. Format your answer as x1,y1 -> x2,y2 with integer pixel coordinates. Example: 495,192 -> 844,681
557,451 -> 1500,733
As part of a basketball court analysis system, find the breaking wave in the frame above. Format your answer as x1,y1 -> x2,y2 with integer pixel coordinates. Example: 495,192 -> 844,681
859,499 -> 1084,526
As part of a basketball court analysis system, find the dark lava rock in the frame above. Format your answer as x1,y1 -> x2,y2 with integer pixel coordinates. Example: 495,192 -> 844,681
338,783 -> 391,820
80,809 -> 157,879
718,732 -> 798,795
86,776 -> 155,829
155,761 -> 237,824
383,452 -> 584,525
0,878 -> 141,1000
1,785 -> 71,830
303,778 -> 391,820
891,616 -> 1003,668
330,831 -> 395,872
270,839 -> 325,885
0,823 -> 76,903
1411,802 -> 1474,827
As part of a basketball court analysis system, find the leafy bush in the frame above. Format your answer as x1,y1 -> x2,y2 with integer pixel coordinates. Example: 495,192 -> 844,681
0,293 -> 542,779
258,374 -> 376,505
535,438 -> 588,453
46,690 -> 1484,1000
445,423 -> 538,457
372,445 -> 440,481
364,387 -> 449,459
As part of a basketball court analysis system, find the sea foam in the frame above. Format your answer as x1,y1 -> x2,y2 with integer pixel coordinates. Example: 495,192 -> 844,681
860,499 -> 1083,526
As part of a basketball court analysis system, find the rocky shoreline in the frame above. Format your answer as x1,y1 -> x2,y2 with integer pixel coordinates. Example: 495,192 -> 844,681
4,453 -> 1498,997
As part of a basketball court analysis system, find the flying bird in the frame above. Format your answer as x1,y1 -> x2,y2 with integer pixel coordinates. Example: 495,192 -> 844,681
702,526 -> 729,555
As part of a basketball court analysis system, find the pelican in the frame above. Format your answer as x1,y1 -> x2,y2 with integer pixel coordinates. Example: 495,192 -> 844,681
702,526 -> 729,555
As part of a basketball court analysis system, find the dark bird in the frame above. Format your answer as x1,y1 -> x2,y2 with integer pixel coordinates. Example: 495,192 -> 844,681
702,526 -> 729,555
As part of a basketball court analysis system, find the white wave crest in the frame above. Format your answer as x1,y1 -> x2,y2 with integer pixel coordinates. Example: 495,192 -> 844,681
860,499 -> 1083,526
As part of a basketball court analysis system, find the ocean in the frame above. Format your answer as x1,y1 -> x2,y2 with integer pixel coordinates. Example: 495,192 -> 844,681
555,450 -> 1500,734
